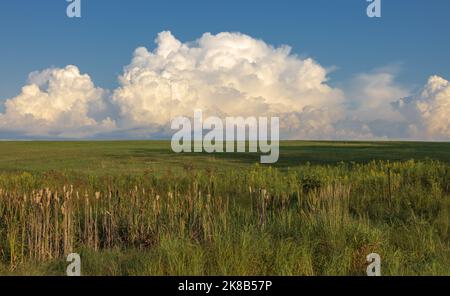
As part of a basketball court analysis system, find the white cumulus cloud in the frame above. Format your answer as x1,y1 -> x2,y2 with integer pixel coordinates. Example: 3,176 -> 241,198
393,75 -> 450,140
346,70 -> 410,121
0,31 -> 448,141
0,65 -> 116,138
112,31 -> 344,136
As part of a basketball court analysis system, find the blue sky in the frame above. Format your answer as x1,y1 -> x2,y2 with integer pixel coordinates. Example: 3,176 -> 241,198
1,0 -> 449,99
0,0 -> 449,140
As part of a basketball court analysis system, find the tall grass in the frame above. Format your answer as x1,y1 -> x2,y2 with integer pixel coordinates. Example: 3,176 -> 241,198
0,160 -> 449,275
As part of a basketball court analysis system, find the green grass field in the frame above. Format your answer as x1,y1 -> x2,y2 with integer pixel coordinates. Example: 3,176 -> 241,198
0,141 -> 449,174
0,141 -> 449,275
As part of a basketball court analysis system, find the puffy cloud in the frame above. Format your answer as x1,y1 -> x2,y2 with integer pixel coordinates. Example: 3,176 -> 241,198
279,68 -> 414,140
0,66 -> 116,138
393,76 -> 450,140
346,70 -> 409,121
332,69 -> 413,140
112,31 -> 344,133
0,31 -> 448,141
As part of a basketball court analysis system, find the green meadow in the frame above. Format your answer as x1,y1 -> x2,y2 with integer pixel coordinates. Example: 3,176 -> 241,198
0,141 -> 449,275
0,141 -> 449,174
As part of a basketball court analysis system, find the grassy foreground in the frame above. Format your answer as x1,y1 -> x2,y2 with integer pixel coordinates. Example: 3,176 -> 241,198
0,141 -> 449,275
